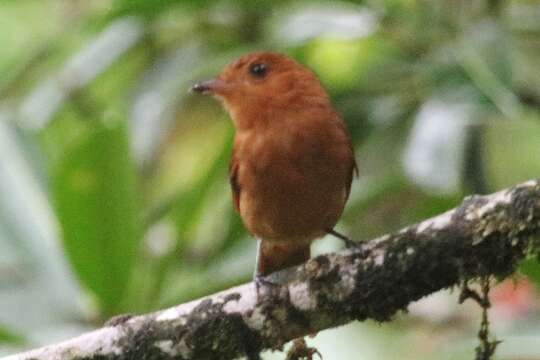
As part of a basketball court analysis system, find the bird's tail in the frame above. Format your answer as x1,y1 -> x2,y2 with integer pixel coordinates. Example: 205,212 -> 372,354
255,239 -> 310,277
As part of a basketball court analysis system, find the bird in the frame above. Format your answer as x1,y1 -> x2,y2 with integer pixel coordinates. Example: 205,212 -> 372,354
191,52 -> 357,284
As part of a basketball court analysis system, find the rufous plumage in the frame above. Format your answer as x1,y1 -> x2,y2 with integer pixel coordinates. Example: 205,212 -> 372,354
192,52 -> 356,280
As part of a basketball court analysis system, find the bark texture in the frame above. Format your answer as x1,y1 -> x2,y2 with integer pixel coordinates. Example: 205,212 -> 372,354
4,179 -> 540,360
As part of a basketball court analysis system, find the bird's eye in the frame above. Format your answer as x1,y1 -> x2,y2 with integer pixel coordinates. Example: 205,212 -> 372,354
249,63 -> 267,78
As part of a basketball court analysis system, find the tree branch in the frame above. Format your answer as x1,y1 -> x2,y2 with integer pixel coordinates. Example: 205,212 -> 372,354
4,179 -> 540,360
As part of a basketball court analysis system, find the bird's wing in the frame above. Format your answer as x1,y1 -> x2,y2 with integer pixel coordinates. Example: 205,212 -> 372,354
229,151 -> 241,213
334,112 -> 357,200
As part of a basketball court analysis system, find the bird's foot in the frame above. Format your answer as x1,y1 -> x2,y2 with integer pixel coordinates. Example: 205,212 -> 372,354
254,274 -> 279,297
326,228 -> 359,248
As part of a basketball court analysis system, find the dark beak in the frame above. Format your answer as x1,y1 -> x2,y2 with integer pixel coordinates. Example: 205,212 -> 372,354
190,78 -> 225,95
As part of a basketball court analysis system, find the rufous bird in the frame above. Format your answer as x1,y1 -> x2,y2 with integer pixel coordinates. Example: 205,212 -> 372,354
191,52 -> 357,283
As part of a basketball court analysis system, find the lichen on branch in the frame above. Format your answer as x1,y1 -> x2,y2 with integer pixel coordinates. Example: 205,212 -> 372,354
4,179 -> 540,360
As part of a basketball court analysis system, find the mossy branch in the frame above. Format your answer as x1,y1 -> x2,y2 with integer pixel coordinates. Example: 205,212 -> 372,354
4,179 -> 540,360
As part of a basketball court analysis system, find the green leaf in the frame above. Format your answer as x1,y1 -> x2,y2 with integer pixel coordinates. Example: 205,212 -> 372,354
110,0 -> 181,18
520,258 -> 540,287
52,120 -> 139,316
0,116 -> 84,339
141,126 -> 234,309
109,0 -> 281,19
484,118 -> 540,190
172,129 -> 233,240
0,325 -> 24,345
108,0 -> 213,19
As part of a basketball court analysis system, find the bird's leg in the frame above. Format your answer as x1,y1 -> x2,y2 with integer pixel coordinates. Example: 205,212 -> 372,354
326,228 -> 359,248
254,275 -> 278,294
254,239 -> 279,296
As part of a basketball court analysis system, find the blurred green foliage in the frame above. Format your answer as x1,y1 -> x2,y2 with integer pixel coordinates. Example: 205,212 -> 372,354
52,121 -> 139,315
0,0 -> 539,359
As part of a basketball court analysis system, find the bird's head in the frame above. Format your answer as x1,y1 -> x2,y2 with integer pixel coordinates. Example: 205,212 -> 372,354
191,52 -> 331,129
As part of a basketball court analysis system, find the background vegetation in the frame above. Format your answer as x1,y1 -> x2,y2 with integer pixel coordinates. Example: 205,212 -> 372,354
0,0 -> 539,359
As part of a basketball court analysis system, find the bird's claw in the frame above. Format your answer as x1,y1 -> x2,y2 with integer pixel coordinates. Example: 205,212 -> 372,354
254,275 -> 279,297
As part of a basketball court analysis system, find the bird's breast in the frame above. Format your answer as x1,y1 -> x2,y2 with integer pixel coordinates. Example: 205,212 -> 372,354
234,120 -> 352,242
